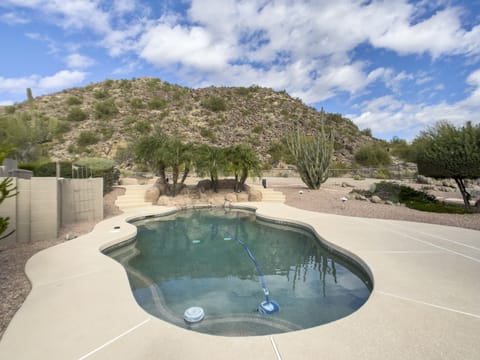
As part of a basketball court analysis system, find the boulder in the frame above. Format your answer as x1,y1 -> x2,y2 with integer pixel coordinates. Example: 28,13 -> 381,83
197,179 -> 212,192
248,189 -> 263,201
224,193 -> 237,202
145,186 -> 160,203
236,192 -> 249,202
370,195 -> 383,204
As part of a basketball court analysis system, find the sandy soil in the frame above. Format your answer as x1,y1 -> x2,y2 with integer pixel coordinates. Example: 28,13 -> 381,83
1,179 -> 478,339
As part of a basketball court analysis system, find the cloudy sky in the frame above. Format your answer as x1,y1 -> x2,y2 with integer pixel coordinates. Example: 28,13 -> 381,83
1,0 -> 479,140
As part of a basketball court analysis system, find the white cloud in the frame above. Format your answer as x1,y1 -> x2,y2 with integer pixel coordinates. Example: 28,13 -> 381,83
348,69 -> 480,139
0,70 -> 85,101
37,70 -> 86,89
0,11 -> 30,24
140,22 -> 232,71
0,75 -> 37,92
66,53 -> 95,69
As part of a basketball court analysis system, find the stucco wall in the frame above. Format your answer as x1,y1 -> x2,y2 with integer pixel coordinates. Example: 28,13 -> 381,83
0,177 -> 103,245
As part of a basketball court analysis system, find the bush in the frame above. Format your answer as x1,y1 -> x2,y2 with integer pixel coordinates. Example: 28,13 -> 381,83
201,96 -> 227,112
77,131 -> 100,146
95,100 -> 118,119
66,96 -> 82,106
75,157 -> 119,194
200,127 -> 217,142
148,97 -> 167,110
130,98 -> 145,109
67,106 -> 87,122
33,161 -> 74,177
375,167 -> 391,179
354,145 -> 392,166
18,162 -> 38,172
5,105 -> 16,114
93,89 -> 109,99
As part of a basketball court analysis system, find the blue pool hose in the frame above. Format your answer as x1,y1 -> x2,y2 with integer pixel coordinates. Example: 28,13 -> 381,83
225,231 -> 280,314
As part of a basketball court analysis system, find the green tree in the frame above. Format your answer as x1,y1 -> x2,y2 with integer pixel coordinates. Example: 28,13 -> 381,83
389,136 -> 415,162
414,121 -> 480,210
226,144 -> 262,192
286,122 -> 334,190
0,112 -> 57,161
134,132 -> 192,196
194,144 -> 227,192
0,146 -> 18,240
354,145 -> 392,166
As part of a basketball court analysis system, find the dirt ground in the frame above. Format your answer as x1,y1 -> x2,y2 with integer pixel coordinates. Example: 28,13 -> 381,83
1,179 -> 479,339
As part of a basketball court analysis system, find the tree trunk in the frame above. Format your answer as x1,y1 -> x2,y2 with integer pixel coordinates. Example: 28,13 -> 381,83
453,177 -> 471,211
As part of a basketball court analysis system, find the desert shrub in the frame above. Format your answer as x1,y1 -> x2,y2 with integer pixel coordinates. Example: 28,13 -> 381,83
235,87 -> 250,96
329,161 -> 352,177
354,145 -> 392,166
368,181 -> 467,213
361,128 -> 372,137
77,131 -> 100,146
75,157 -> 119,194
95,100 -> 118,119
34,161 -> 74,177
253,125 -> 264,134
200,127 -> 217,142
132,120 -> 151,134
130,98 -> 145,109
201,96 -> 227,112
100,127 -> 114,140
66,96 -> 82,106
67,106 -> 87,122
18,162 -> 38,172
376,167 -> 391,179
93,89 -> 109,99
4,105 -> 16,114
148,97 -> 167,110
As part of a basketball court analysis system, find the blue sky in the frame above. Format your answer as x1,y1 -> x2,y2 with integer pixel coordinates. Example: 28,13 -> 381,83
1,0 -> 480,141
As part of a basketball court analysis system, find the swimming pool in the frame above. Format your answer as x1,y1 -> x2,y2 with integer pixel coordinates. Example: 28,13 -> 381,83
105,208 -> 372,336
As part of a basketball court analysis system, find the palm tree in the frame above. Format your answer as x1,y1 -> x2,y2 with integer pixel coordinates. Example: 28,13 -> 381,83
134,131 -> 169,183
226,144 -> 262,192
194,144 -> 227,192
134,131 -> 193,196
164,136 -> 192,196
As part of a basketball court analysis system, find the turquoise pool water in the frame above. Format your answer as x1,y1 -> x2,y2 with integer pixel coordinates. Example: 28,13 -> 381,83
106,208 -> 372,336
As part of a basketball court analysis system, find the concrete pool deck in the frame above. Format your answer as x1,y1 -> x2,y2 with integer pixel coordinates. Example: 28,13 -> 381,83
0,203 -> 479,359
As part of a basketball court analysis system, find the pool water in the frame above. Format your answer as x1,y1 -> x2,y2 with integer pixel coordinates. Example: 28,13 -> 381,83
106,208 -> 372,336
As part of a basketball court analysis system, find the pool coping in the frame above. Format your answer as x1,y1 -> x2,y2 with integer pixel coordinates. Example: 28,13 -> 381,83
1,203 -> 479,359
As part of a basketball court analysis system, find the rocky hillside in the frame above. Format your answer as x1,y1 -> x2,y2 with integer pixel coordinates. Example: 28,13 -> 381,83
1,77 -> 378,166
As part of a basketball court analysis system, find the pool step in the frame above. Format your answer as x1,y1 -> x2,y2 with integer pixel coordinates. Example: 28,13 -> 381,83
115,185 -> 152,211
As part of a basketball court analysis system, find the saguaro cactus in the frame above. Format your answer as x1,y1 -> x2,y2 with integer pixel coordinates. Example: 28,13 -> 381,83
286,121 -> 334,190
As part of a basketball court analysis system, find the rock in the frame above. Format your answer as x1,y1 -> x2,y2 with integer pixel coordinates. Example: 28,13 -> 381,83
157,195 -> 171,206
197,179 -> 212,192
354,194 -> 368,201
385,200 -> 394,205
248,189 -> 262,201
341,182 -> 353,188
224,193 -> 237,202
236,193 -> 249,202
417,175 -> 433,184
145,186 -> 160,203
370,195 -> 383,204
65,233 -> 77,240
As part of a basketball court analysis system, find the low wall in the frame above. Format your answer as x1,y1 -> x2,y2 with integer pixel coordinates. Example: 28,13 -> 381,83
0,177 -> 103,245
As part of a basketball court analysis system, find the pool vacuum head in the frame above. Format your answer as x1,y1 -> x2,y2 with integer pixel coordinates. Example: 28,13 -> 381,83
258,300 -> 280,315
